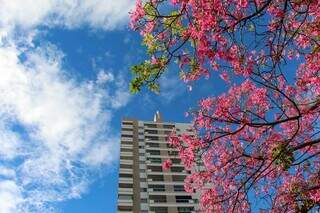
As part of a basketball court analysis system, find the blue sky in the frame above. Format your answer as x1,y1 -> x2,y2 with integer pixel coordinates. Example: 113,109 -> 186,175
0,1 -> 305,212
0,1 -> 230,212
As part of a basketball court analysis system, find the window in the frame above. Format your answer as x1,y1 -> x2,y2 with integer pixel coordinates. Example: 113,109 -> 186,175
169,151 -> 179,156
118,206 -> 132,211
171,167 -> 184,173
120,156 -> 132,160
118,194 -> 132,200
146,136 -> 159,141
121,141 -> 132,145
121,128 -> 133,131
120,164 -> 132,169
172,159 -> 181,164
150,207 -> 168,213
148,166 -> 162,172
149,184 -> 165,192
176,196 -> 192,203
174,185 -> 185,192
144,124 -> 157,128
145,129 -> 158,134
120,148 -> 132,152
178,207 -> 194,213
163,124 -> 175,129
164,130 -> 172,135
150,195 -> 167,203
148,175 -> 164,181
172,175 -> 186,182
119,183 -> 133,188
148,150 -> 160,155
141,188 -> 147,192
119,173 -> 133,178
166,143 -> 173,148
148,158 -> 162,163
141,199 -> 147,203
121,134 -> 133,138
147,143 -> 160,148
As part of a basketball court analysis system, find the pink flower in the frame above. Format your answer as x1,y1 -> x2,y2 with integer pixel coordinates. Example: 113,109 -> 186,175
129,0 -> 145,28
219,72 -> 230,83
162,159 -> 172,171
239,0 -> 248,8
171,0 -> 179,5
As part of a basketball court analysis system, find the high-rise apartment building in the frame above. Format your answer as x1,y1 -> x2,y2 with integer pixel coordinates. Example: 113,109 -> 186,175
117,112 -> 199,213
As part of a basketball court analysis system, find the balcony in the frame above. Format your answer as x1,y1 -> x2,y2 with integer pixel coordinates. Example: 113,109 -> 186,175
119,177 -> 133,183
118,187 -> 133,193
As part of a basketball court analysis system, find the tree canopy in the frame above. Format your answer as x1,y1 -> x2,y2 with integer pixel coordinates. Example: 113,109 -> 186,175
130,0 -> 320,212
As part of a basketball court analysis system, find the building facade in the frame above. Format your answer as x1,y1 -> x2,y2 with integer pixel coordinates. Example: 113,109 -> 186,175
117,112 -> 198,213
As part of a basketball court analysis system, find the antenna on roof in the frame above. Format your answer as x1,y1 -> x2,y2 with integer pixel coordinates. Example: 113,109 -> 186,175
153,111 -> 162,122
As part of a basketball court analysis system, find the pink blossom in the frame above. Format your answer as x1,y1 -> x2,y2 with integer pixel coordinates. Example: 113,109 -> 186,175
162,159 -> 172,171
219,72 -> 230,83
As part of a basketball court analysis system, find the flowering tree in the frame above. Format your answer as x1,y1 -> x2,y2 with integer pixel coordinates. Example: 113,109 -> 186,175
130,0 -> 320,212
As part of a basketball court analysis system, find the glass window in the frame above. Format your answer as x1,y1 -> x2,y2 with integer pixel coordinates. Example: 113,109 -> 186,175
176,196 -> 192,203
120,156 -> 132,160
147,150 -> 160,155
174,185 -> 185,192
121,148 -> 132,152
119,183 -> 133,188
163,124 -> 175,129
150,207 -> 168,213
118,194 -> 132,200
119,173 -> 133,178
149,184 -> 165,192
120,164 -> 132,169
172,175 -> 186,182
149,195 -> 167,203
147,158 -> 162,163
178,207 -> 194,213
171,167 -> 184,172
144,124 -> 157,128
118,206 -> 132,211
148,166 -> 162,172
145,129 -> 158,134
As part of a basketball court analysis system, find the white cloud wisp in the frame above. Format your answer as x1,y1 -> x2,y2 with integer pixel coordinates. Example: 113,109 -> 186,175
0,0 -> 135,211
0,43 -> 126,212
0,0 -> 135,32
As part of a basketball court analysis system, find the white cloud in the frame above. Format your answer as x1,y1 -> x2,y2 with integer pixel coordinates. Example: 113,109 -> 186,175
0,0 -> 135,32
159,74 -> 186,103
83,139 -> 119,166
110,73 -> 131,109
97,70 -> 114,84
0,43 -> 127,212
0,181 -> 23,213
0,1 -> 135,211
0,167 -> 16,179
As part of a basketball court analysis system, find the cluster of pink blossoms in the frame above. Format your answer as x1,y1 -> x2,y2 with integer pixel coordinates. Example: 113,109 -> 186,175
131,0 -> 320,211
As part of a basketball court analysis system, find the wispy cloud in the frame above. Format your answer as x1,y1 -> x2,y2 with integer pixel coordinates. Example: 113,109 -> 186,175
0,0 -> 135,212
159,73 -> 187,103
0,42 -> 126,212
0,0 -> 135,32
